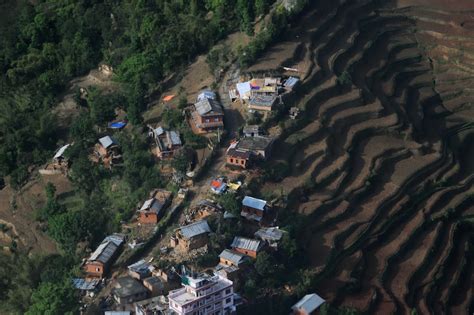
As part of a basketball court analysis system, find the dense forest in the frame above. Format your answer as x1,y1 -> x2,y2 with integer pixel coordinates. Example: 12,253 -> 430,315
0,0 -> 310,313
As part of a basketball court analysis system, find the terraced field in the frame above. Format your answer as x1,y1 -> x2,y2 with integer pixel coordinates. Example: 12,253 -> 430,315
260,1 -> 474,313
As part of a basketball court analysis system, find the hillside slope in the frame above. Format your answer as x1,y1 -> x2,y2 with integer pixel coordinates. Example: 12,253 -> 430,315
257,0 -> 473,313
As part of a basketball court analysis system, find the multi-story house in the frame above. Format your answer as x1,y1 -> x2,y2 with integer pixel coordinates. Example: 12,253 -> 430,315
168,274 -> 235,315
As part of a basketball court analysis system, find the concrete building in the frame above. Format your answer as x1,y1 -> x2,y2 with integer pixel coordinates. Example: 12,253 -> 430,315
135,296 -> 169,315
168,274 -> 235,315
112,276 -> 148,305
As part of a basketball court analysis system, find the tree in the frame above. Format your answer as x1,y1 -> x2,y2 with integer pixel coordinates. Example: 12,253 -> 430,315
217,193 -> 240,216
26,281 -> 78,315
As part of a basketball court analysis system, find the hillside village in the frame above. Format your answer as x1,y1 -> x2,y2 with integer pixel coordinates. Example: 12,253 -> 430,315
59,71 -> 325,314
1,0 -> 473,314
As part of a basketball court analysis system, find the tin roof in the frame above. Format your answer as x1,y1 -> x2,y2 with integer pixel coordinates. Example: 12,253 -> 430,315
231,236 -> 262,252
53,144 -> 71,159
249,95 -> 277,107
242,196 -> 267,211
236,136 -> 273,152
168,131 -> 182,146
154,126 -> 165,136
179,220 -> 211,239
284,76 -> 299,88
139,198 -> 166,215
194,98 -> 223,116
88,234 -> 125,264
219,249 -> 248,266
254,227 -> 285,242
99,136 -> 117,149
292,293 -> 325,313
72,278 -> 99,290
227,148 -> 251,159
236,82 -> 251,98
127,259 -> 152,275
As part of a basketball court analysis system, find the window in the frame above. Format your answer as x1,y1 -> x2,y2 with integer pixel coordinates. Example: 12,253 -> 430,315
206,119 -> 210,123
240,160 -> 244,165
230,158 -> 233,163
214,118 -> 219,122
225,289 -> 231,295
225,298 -> 231,304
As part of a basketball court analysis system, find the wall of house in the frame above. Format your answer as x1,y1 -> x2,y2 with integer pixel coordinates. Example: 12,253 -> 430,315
226,156 -> 247,168
199,114 -> 223,124
178,234 -> 209,251
242,206 -> 264,218
232,247 -> 257,259
84,262 -> 105,277
139,212 -> 159,224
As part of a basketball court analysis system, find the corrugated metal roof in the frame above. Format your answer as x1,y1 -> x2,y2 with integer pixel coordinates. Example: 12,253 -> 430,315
194,98 -> 223,116
128,259 -> 151,275
179,220 -> 211,239
88,234 -> 124,263
169,131 -> 182,146
242,196 -> 267,211
53,144 -> 71,159
254,227 -> 284,242
284,76 -> 299,88
219,249 -> 247,266
154,126 -> 165,136
249,95 -> 277,107
72,278 -> 99,290
139,198 -> 165,214
292,293 -> 325,313
99,136 -> 116,149
231,236 -> 262,252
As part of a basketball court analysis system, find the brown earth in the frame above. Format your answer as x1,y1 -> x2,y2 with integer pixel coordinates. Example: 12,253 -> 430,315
0,173 -> 73,254
254,0 -> 473,313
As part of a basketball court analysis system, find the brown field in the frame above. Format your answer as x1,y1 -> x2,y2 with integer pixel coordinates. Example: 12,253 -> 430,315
256,0 -> 473,313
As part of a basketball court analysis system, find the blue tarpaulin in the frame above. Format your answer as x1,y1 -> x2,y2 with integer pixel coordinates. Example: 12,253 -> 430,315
109,121 -> 127,129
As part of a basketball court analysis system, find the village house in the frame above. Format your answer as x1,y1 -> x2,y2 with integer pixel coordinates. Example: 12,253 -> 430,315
168,274 -> 235,315
83,234 -> 125,278
94,136 -> 122,168
226,148 -> 251,169
235,136 -> 274,160
149,126 -> 182,159
52,143 -> 71,171
189,97 -> 224,134
243,125 -> 262,137
230,236 -> 264,259
241,196 -> 269,222
72,278 -> 100,296
249,95 -> 278,112
142,276 -> 166,296
218,249 -> 250,268
112,276 -> 149,305
170,220 -> 211,252
283,76 -> 300,91
135,295 -> 169,315
291,293 -> 326,315
128,260 -> 153,280
254,227 -> 285,249
137,189 -> 172,224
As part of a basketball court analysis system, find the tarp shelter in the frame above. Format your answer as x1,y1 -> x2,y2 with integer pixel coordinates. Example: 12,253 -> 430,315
163,95 -> 175,102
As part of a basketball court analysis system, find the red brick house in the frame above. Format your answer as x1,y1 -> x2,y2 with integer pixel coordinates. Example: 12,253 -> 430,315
230,237 -> 263,259
83,234 -> 125,278
137,190 -> 172,224
226,148 -> 251,169
189,98 -> 224,134
241,196 -> 269,222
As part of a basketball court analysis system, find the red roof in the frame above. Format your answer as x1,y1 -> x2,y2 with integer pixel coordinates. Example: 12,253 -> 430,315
211,180 -> 222,189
